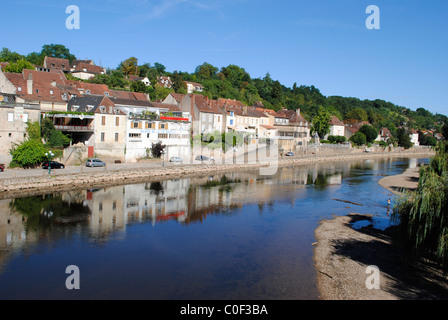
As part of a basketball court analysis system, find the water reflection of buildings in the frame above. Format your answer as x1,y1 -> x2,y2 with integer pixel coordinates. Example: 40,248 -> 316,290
1,159 -> 379,259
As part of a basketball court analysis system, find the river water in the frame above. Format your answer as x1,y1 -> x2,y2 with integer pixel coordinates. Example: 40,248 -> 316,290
0,157 -> 428,300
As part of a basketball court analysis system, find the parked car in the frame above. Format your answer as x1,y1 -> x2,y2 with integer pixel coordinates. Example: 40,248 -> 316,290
285,152 -> 294,156
195,155 -> 209,161
86,158 -> 106,167
170,156 -> 183,162
0,164 -> 4,172
42,161 -> 65,169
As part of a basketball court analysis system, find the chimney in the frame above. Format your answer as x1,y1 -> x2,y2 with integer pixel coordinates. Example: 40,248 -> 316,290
27,73 -> 33,95
190,94 -> 196,120
296,108 -> 300,116
243,106 -> 248,115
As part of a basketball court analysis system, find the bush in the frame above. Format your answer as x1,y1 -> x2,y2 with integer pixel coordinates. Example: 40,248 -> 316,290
10,140 -> 47,168
359,125 -> 378,144
349,132 -> 367,146
328,135 -> 346,144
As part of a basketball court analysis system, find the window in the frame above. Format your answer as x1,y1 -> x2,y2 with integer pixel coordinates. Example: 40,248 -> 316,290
230,111 -> 234,117
23,114 -> 29,123
18,87 -> 22,92
158,133 -> 168,139
102,116 -> 106,126
230,119 -> 234,125
115,133 -> 119,142
35,89 -> 39,93
115,117 -> 119,126
132,122 -> 139,128
100,132 -> 105,142
8,113 -> 13,122
160,123 -> 166,129
129,133 -> 141,138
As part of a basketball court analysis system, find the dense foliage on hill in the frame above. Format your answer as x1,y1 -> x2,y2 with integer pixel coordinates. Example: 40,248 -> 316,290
1,44 -> 447,137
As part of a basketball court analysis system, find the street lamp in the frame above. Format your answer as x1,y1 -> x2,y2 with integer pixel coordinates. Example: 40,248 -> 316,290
45,151 -> 54,174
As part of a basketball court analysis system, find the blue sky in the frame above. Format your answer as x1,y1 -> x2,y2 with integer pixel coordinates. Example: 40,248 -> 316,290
1,0 -> 447,115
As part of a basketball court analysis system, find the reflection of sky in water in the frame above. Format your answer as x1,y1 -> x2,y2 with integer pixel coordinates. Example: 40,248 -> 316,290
0,157 -> 429,300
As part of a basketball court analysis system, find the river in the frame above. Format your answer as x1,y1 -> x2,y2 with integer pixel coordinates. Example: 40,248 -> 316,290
0,157 -> 428,300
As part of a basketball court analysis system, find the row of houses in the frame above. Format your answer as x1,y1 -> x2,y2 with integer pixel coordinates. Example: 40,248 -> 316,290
327,115 -> 422,146
0,57 -> 428,165
0,62 -> 314,163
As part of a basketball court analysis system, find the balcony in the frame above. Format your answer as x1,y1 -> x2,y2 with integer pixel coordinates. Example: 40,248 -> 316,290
54,125 -> 94,132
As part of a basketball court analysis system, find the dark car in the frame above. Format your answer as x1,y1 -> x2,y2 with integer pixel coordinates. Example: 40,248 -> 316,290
0,164 -> 4,172
42,161 -> 65,169
86,158 -> 106,167
195,155 -> 209,161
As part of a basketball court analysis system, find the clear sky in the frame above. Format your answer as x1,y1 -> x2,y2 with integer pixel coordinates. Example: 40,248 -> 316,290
1,0 -> 447,115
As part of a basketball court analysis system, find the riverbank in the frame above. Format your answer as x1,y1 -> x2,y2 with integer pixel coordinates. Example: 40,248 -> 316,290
0,148 -> 435,200
314,161 -> 448,300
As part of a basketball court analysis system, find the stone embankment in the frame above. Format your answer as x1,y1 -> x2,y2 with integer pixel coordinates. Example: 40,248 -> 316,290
0,147 -> 435,199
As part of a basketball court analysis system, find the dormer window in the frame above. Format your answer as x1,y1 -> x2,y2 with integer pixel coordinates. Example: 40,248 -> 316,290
100,106 -> 106,113
50,90 -> 54,95
83,68 -> 87,72
86,90 -> 91,94
104,92 -> 109,96
51,80 -> 56,87
71,106 -> 79,111
18,87 -> 22,92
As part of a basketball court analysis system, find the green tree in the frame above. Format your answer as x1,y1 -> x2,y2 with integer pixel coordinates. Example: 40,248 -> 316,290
40,44 -> 76,63
393,143 -> 448,272
26,121 -> 42,141
119,57 -> 139,76
10,139 -> 47,169
195,62 -> 219,80
359,124 -> 378,144
130,80 -> 147,93
345,108 -> 369,122
0,47 -> 25,63
349,132 -> 367,146
311,107 -> 331,139
151,141 -> 166,158
3,59 -> 35,73
397,128 -> 412,149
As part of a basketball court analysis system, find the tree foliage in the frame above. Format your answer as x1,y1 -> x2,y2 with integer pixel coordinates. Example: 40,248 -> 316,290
393,142 -> 448,273
151,141 -> 166,158
349,132 -> 367,146
359,124 -> 378,144
311,107 -> 331,139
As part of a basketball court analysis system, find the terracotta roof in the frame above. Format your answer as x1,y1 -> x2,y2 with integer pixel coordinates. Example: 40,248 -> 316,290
192,94 -> 224,114
260,125 -> 277,130
71,62 -> 104,75
276,109 -> 309,126
67,81 -> 110,96
5,69 -> 68,103
71,60 -> 93,68
329,116 -> 344,126
169,93 -> 187,104
43,56 -> 70,72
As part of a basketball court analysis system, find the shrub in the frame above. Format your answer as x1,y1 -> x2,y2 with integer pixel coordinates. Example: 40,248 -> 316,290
349,132 -> 367,146
328,135 -> 347,144
10,139 -> 47,168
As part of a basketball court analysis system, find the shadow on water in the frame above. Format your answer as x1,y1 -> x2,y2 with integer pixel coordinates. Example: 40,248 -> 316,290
332,214 -> 448,300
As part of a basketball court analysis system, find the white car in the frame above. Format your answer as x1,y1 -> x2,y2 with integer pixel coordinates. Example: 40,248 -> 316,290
170,156 -> 183,162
